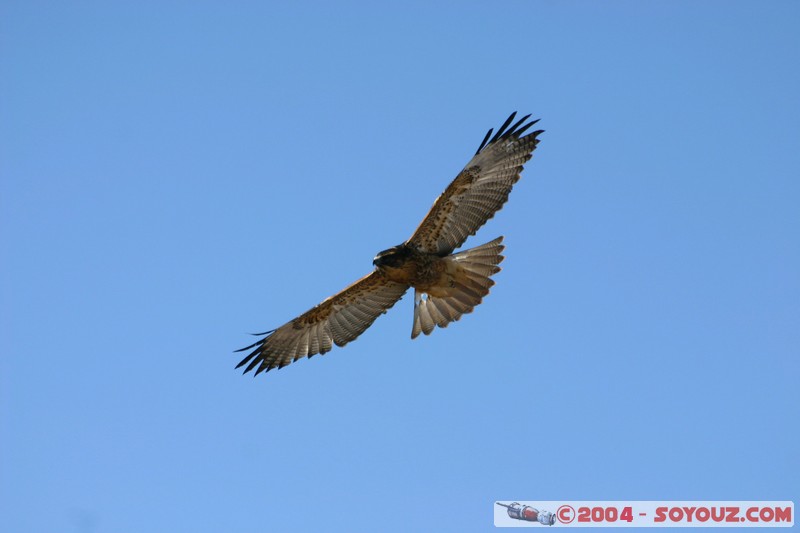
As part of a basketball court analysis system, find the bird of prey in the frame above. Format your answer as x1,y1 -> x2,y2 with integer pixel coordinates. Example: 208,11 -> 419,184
237,112 -> 543,375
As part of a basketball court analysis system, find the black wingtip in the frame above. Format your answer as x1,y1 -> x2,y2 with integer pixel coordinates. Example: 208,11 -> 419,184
234,329 -> 274,354
234,338 -> 262,353
244,351 -> 265,374
475,128 -> 493,155
491,112 -> 518,143
475,112 -> 541,154
235,346 -> 259,368
234,328 -> 277,375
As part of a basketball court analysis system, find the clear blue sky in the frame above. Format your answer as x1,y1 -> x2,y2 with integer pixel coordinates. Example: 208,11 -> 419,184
1,2 -> 798,532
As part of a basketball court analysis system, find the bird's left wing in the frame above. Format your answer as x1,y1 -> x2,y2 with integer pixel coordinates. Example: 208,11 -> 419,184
407,113 -> 544,255
236,271 -> 409,375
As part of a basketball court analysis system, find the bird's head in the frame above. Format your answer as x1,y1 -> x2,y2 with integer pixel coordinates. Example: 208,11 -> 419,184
373,244 -> 411,268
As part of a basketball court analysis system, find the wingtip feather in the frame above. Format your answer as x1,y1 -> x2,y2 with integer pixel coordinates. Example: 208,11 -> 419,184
476,113 -> 542,154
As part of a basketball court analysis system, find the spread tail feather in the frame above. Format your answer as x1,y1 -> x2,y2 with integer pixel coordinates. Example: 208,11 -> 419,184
411,236 -> 505,338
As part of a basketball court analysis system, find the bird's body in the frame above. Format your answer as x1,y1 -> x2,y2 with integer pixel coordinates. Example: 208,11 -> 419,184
237,113 -> 543,375
373,244 -> 446,292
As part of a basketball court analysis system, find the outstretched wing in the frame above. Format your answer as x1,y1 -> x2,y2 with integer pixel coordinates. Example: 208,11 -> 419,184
236,271 -> 409,375
407,113 -> 544,254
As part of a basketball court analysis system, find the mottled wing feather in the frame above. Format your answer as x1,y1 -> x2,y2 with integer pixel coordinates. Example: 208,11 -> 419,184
236,271 -> 409,375
407,113 -> 544,254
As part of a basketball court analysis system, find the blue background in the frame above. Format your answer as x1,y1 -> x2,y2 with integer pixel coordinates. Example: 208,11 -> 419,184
2,2 -> 797,532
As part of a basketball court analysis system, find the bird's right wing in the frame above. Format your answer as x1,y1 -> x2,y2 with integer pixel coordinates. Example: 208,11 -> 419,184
407,113 -> 543,255
236,271 -> 409,375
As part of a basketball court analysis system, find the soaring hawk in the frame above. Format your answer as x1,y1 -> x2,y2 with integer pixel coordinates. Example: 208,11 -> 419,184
237,112 -> 543,375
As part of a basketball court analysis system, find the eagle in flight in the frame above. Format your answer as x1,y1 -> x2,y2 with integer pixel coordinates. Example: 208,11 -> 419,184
237,112 -> 543,375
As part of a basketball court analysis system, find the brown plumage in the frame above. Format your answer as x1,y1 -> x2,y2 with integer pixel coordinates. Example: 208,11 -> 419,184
236,112 -> 543,375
